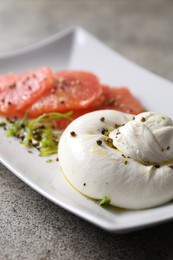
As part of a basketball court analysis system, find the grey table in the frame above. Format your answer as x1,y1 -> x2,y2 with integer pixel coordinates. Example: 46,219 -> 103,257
1,1 -> 173,259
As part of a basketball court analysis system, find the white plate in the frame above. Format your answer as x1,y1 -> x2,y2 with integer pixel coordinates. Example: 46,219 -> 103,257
1,26 -> 173,233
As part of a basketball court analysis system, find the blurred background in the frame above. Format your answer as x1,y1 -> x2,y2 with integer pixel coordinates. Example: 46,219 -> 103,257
0,0 -> 173,81
1,1 -> 173,260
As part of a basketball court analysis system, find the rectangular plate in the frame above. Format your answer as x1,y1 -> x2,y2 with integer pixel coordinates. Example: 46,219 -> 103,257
1,26 -> 173,233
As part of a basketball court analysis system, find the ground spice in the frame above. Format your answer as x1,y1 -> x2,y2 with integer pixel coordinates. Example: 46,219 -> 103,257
96,140 -> 102,146
70,131 -> 77,137
100,117 -> 105,122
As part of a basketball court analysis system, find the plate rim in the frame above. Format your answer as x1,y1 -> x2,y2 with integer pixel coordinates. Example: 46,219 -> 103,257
0,25 -> 79,59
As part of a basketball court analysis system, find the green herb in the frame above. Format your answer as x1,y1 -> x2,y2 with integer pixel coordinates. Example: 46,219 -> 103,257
99,196 -> 111,206
0,122 -> 6,127
5,111 -> 73,156
46,159 -> 53,163
6,122 -> 20,136
161,116 -> 165,120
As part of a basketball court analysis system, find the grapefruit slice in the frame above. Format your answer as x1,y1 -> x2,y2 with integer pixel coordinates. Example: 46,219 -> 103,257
0,67 -> 55,117
96,85 -> 144,114
54,85 -> 144,130
28,71 -> 102,117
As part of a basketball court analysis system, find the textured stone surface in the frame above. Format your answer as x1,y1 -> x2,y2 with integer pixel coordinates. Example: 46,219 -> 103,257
1,1 -> 173,259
